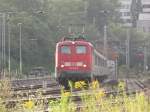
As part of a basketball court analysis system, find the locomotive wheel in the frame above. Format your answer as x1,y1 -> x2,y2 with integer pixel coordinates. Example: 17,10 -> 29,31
58,77 -> 69,89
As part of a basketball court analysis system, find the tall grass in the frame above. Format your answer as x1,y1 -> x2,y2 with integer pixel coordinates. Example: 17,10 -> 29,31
49,81 -> 150,112
0,79 -> 15,112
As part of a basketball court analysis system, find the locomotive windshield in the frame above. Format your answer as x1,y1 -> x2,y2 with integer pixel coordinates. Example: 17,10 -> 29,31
61,45 -> 71,54
76,45 -> 86,54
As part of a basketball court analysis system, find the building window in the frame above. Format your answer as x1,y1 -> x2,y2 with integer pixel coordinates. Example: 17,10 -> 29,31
149,27 -> 150,32
121,4 -> 130,9
123,12 -> 130,16
143,5 -> 150,8
123,19 -> 131,23
143,27 -> 146,32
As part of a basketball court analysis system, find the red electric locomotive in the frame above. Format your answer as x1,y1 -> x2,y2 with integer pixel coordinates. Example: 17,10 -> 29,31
55,34 -> 111,86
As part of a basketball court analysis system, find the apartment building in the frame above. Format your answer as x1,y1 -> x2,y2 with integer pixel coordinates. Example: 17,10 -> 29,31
137,13 -> 150,32
137,0 -> 150,33
119,0 -> 132,27
142,0 -> 150,13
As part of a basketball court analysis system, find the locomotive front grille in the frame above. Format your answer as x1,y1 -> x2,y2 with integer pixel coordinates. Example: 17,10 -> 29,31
64,62 -> 71,66
64,62 -> 83,67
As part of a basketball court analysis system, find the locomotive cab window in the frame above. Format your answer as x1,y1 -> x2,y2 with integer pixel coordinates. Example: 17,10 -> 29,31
61,46 -> 71,54
76,45 -> 86,54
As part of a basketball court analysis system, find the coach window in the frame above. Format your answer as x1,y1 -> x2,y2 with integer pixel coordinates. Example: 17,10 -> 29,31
95,55 -> 97,65
76,46 -> 86,54
61,46 -> 71,54
98,58 -> 101,66
104,60 -> 107,67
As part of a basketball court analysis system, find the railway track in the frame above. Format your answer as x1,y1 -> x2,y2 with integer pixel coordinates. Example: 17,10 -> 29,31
8,77 -> 62,98
8,79 -> 148,98
2,77 -> 149,112
11,77 -> 58,91
125,79 -> 148,93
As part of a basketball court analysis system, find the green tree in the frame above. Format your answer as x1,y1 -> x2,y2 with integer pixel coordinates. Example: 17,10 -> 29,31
0,0 -> 129,76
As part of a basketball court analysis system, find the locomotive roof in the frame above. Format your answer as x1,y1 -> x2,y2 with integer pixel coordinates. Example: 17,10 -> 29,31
57,40 -> 93,47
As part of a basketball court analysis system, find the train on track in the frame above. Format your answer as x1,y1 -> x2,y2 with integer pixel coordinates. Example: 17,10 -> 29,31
55,33 -> 115,86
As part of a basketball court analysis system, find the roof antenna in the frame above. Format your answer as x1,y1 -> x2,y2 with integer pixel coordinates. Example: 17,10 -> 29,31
68,24 -> 72,34
82,24 -> 85,33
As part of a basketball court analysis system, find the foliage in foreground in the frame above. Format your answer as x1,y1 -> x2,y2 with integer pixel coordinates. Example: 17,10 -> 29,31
0,80 -> 150,112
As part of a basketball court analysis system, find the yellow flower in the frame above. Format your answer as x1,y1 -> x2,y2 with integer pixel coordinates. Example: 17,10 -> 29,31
62,92 -> 71,97
118,81 -> 126,90
95,89 -> 105,100
23,100 -> 34,110
75,81 -> 87,89
91,80 -> 99,89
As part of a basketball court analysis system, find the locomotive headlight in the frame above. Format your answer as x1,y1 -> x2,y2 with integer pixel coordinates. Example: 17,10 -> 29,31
83,64 -> 87,67
61,64 -> 65,68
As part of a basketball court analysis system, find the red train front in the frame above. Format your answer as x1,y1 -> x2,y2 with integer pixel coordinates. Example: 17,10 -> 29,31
55,35 -> 93,85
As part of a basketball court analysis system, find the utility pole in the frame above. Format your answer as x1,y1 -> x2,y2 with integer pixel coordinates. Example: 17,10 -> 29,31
18,23 -> 22,75
2,13 -> 6,78
144,41 -> 148,72
115,58 -> 118,80
8,14 -> 11,77
0,14 -> 2,75
104,25 -> 108,59
126,29 -> 130,69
